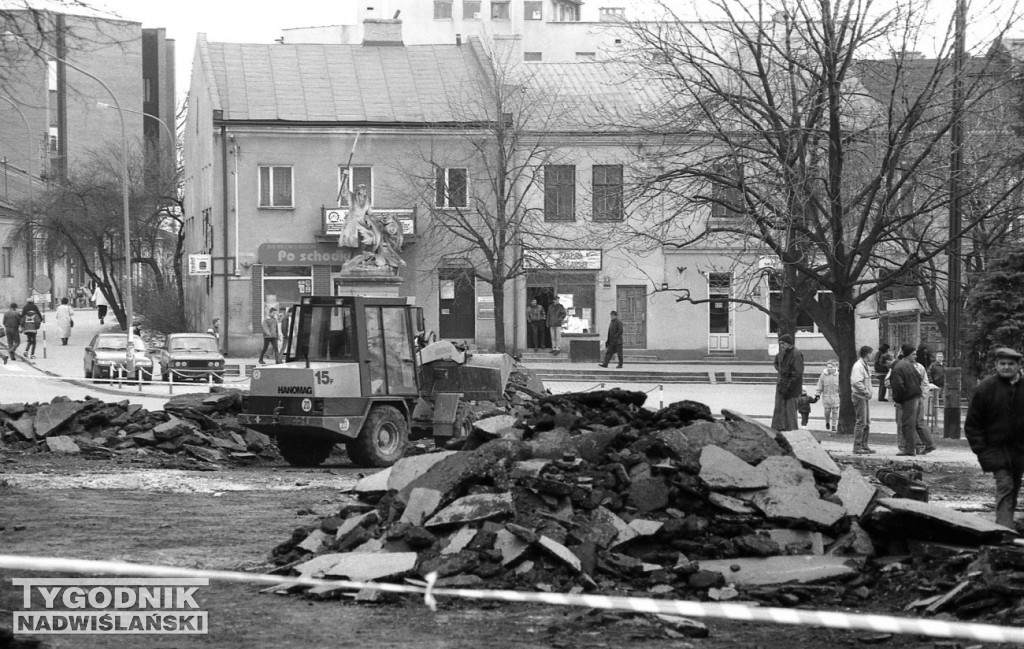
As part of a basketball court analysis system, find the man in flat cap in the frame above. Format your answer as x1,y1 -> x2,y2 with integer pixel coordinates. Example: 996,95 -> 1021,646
771,334 -> 803,431
889,343 -> 936,456
965,346 -> 1024,529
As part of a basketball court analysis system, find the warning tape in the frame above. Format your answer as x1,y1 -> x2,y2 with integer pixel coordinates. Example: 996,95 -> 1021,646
1,553 -> 1023,643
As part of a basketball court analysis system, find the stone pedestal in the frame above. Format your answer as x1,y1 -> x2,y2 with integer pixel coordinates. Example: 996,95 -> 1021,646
334,267 -> 403,297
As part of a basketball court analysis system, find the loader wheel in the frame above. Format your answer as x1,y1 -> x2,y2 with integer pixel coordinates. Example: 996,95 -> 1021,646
347,405 -> 408,468
276,434 -> 336,467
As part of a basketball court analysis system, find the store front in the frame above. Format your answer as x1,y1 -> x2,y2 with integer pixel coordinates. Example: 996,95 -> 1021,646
525,249 -> 601,346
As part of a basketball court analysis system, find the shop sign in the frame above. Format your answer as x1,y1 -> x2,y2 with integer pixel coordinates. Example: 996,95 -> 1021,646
257,243 -> 350,266
524,249 -> 602,270
477,295 -> 495,319
188,254 -> 212,276
322,207 -> 416,236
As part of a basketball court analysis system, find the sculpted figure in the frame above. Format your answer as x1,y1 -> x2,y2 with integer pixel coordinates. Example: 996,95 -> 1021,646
337,176 -> 405,271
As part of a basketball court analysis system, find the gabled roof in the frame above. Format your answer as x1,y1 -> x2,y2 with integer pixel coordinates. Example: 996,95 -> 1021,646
196,35 -> 493,124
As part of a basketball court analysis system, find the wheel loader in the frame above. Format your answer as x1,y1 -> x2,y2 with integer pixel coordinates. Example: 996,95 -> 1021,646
238,295 -> 543,467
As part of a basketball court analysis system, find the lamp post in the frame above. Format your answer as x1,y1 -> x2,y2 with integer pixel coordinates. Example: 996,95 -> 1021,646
0,96 -> 35,299
96,101 -> 175,157
7,34 -> 135,369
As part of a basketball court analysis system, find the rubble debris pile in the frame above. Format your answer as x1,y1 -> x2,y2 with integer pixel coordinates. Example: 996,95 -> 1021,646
0,390 -> 277,464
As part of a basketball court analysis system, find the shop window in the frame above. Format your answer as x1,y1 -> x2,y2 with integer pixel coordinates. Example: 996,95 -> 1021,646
434,0 -> 453,19
465,1 -> 482,19
435,167 -> 468,208
544,165 -> 575,221
528,275 -> 596,335
263,265 -> 312,321
258,165 -> 293,208
711,163 -> 743,218
338,165 -> 373,204
524,1 -> 542,19
491,1 -> 510,19
592,164 -> 623,221
767,276 -> 834,334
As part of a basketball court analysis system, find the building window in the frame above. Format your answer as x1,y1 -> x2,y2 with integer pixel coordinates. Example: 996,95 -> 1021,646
592,164 -> 623,221
768,276 -> 834,334
435,167 -> 468,208
258,165 -> 293,208
339,166 -> 373,204
524,1 -> 542,19
524,51 -> 543,61
48,127 -> 59,153
553,0 -> 581,22
464,1 -> 482,19
1,247 -> 12,277
711,164 -> 744,218
434,0 -> 453,19
491,1 -> 510,19
575,52 -> 596,61
544,165 -> 575,221
600,7 -> 625,20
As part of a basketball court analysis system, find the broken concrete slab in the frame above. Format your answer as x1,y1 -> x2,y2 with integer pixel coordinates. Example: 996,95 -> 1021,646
708,492 -> 757,514
537,535 -> 582,572
399,450 -> 496,504
699,445 -> 768,490
425,492 -> 515,528
473,414 -> 519,436
614,519 -> 664,547
441,526 -> 477,555
297,529 -> 330,553
33,401 -> 87,438
826,521 -> 874,556
324,552 -> 419,581
494,528 -> 531,565
44,435 -> 80,454
527,428 -> 575,460
353,468 -> 391,494
752,487 -> 845,528
183,444 -> 224,464
152,415 -> 194,441
387,451 -> 457,493
400,488 -> 443,526
571,506 -> 627,548
510,459 -> 551,480
767,529 -> 825,555
6,417 -> 35,440
876,498 -> 1017,536
628,476 -> 670,513
760,455 -> 819,496
699,555 -> 863,586
778,429 -> 841,478
837,466 -> 878,518
335,511 -> 380,541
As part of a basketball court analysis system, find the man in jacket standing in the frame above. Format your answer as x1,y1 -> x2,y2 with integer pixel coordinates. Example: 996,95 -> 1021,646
889,344 -> 935,456
3,303 -> 22,361
771,334 -> 803,431
259,307 -> 281,365
815,359 -> 840,431
526,299 -> 546,352
547,296 -> 567,355
850,345 -> 875,454
599,310 -> 623,368
965,347 -> 1024,529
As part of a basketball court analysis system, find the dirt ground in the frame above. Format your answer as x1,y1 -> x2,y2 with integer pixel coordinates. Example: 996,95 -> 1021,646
0,451 -> 1014,649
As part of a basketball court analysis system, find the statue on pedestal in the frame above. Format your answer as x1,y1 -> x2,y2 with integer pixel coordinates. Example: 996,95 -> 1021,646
336,176 -> 405,272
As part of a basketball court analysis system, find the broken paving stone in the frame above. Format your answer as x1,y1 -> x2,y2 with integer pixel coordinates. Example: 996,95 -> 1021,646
335,511 -> 379,540
6,417 -> 35,440
699,446 -> 768,490
510,459 -> 551,480
324,552 -> 418,581
527,428 -> 575,460
699,555 -> 862,586
473,415 -> 519,437
425,492 -> 515,528
353,468 -> 391,494
494,529 -> 531,565
767,529 -> 825,555
419,550 -> 480,578
536,535 -> 582,573
183,444 -> 224,464
44,435 -> 80,454
400,488 -> 443,526
708,493 -> 757,514
877,497 -> 1017,537
751,486 -> 845,528
387,451 -> 458,493
778,429 -> 841,478
152,416 -> 193,440
760,455 -> 818,496
33,401 -> 87,438
442,526 -> 477,555
297,529 -> 330,553
836,466 -> 878,518
614,519 -> 663,547
628,476 -> 670,513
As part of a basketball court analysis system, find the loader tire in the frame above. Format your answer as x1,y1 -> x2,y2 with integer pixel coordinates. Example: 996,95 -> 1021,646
347,405 -> 408,468
276,434 -> 335,467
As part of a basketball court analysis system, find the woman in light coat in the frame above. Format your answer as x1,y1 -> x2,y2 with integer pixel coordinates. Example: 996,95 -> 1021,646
815,360 -> 841,430
55,297 -> 74,345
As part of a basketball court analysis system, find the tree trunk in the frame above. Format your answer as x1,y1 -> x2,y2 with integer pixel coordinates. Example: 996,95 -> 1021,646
833,301 -> 859,436
493,282 -> 506,353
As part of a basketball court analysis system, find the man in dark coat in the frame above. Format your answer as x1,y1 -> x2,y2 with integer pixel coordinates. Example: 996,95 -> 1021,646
965,347 -> 1024,529
599,310 -> 623,368
771,334 -> 804,431
889,343 -> 935,456
547,297 -> 567,355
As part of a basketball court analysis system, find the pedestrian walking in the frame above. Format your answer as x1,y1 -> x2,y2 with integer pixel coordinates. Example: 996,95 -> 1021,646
3,303 -> 22,361
259,307 -> 281,365
20,300 -> 42,359
526,299 -> 546,352
815,360 -> 840,430
874,343 -> 893,401
850,345 -> 875,454
598,310 -> 624,368
771,334 -> 804,431
55,297 -> 74,345
889,343 -> 936,456
965,347 -> 1024,528
92,286 -> 109,325
797,390 -> 815,427
546,296 -> 566,355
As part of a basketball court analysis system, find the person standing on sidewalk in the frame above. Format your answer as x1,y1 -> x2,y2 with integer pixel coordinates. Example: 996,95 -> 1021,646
875,343 -> 893,401
55,297 -> 74,345
547,296 -> 566,355
851,345 -> 875,453
771,334 -> 803,431
20,301 -> 42,359
3,303 -> 22,361
526,299 -> 546,352
889,344 -> 936,456
599,310 -> 624,368
259,307 -> 281,365
815,360 -> 840,430
92,285 -> 109,325
965,347 -> 1024,529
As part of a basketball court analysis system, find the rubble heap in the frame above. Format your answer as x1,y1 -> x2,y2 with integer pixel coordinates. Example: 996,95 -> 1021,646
0,390 -> 276,464
269,389 -> 1019,624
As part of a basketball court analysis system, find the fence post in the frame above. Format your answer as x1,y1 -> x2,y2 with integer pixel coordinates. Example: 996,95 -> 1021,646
659,384 -> 664,410
42,330 -> 47,359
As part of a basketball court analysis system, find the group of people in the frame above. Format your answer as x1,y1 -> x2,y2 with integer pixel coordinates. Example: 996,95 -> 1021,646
526,297 -> 567,355
258,307 -> 292,365
0,297 -> 79,362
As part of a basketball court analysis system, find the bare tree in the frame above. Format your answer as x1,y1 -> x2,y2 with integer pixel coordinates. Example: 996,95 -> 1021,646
609,0 -> 1023,432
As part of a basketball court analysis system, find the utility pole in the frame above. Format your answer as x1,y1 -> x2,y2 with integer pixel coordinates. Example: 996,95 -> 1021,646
944,0 -> 966,439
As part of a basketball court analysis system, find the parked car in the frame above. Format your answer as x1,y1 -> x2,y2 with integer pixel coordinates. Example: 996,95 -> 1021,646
83,333 -> 154,381
153,333 -> 225,383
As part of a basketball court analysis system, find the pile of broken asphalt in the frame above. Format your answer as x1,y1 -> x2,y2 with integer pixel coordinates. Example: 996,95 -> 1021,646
270,389 -> 1024,635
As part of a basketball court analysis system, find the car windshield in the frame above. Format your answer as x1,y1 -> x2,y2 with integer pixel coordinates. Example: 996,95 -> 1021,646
169,337 -> 219,353
95,337 -> 129,351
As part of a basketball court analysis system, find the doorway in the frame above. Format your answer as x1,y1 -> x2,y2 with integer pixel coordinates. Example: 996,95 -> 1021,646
707,272 -> 733,354
438,269 -> 475,340
526,286 -> 555,348
616,286 -> 647,348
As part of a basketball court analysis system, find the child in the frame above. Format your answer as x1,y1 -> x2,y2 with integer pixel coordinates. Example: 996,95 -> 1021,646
797,390 -> 814,427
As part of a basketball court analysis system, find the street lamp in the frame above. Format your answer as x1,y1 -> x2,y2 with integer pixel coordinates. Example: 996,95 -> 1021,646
6,33 -> 135,369
96,101 -> 175,157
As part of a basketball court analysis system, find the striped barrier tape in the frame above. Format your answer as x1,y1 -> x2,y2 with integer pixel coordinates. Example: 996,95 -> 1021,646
2,553 -> 1023,643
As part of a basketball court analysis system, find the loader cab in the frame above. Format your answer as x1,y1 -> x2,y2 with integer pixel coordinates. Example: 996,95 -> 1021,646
286,295 -> 421,397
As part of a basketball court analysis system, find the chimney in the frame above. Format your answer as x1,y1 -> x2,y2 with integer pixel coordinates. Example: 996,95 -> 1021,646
363,18 -> 403,46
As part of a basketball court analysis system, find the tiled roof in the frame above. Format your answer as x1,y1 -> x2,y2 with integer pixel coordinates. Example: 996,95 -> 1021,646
199,36 -> 492,123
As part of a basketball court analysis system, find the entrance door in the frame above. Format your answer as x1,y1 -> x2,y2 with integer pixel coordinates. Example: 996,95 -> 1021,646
438,270 -> 475,340
526,286 -> 555,348
616,286 -> 646,348
364,305 -> 418,396
707,272 -> 733,354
